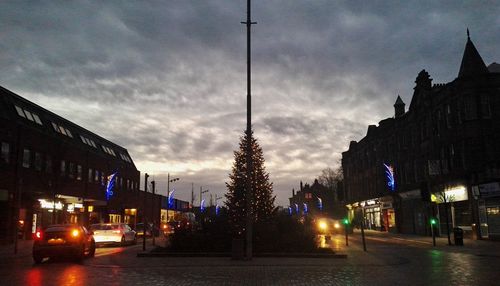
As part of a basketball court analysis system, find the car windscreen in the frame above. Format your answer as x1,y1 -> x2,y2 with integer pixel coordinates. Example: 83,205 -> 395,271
45,226 -> 70,232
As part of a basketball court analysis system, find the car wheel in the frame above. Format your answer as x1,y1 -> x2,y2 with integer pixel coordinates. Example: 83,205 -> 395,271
121,236 -> 126,246
88,240 -> 96,257
76,245 -> 85,262
33,253 -> 43,264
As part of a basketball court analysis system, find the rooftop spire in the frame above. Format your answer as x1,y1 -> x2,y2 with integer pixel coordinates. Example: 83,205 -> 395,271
458,29 -> 489,78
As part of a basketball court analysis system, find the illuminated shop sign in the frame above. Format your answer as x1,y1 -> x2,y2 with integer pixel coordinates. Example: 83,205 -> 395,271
431,186 -> 468,203
383,163 -> 395,192
39,199 -> 63,210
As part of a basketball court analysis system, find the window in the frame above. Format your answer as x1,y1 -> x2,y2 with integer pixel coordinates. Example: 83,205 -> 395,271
1,142 -> 9,163
445,104 -> 452,128
59,126 -> 67,136
88,168 -> 93,183
69,162 -> 75,179
464,96 -> 477,120
24,110 -> 35,121
22,149 -> 31,168
45,156 -> 52,173
481,95 -> 491,118
32,114 -> 43,125
126,179 -> 130,190
15,106 -> 43,125
15,106 -> 26,118
305,193 -> 312,199
65,128 -> 73,138
77,165 -> 82,180
52,122 -> 60,132
34,152 -> 42,171
60,160 -> 66,177
95,170 -> 100,182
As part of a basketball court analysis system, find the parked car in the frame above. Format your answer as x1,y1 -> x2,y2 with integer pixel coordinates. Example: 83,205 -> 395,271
90,223 -> 137,246
32,224 -> 95,264
135,223 -> 160,237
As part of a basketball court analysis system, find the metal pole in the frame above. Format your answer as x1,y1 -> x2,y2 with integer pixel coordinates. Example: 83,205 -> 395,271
151,180 -> 155,246
345,222 -> 349,246
361,208 -> 367,252
142,173 -> 148,251
241,0 -> 256,261
167,173 -> 170,224
431,222 -> 436,247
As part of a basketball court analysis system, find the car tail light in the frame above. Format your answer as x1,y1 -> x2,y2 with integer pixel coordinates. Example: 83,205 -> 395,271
71,229 -> 80,238
35,231 -> 42,240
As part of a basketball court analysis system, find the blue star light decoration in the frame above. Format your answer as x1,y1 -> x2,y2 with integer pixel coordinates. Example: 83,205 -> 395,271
383,163 -> 396,192
105,171 -> 118,201
168,189 -> 175,209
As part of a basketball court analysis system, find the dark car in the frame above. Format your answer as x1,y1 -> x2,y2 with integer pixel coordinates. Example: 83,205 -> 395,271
32,224 -> 96,263
135,223 -> 160,237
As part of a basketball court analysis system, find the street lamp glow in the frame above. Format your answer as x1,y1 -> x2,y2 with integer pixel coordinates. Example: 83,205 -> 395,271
318,220 -> 328,231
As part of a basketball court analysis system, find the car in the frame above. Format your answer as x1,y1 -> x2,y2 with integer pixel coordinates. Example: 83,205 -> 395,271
32,224 -> 95,264
315,218 -> 343,235
134,223 -> 152,237
90,223 -> 137,246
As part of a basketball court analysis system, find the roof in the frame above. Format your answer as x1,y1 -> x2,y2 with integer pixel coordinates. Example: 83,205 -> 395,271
0,85 -> 136,167
458,32 -> 489,78
488,62 -> 500,73
394,95 -> 405,106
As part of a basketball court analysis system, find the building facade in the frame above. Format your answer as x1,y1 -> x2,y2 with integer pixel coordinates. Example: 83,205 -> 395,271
342,34 -> 500,239
0,86 -> 164,243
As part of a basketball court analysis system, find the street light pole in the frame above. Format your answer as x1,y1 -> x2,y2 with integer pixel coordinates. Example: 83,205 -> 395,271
166,173 -> 179,224
241,0 -> 256,261
142,173 -> 149,251
151,180 -> 155,246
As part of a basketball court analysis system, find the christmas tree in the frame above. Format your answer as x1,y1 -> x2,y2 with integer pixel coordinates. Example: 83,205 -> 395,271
225,129 -> 276,236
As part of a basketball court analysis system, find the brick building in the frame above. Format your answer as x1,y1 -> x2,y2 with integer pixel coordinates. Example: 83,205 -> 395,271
342,33 -> 500,239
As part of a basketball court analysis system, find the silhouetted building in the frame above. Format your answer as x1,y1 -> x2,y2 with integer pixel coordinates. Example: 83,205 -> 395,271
0,86 -> 163,243
342,32 -> 500,239
288,179 -> 340,218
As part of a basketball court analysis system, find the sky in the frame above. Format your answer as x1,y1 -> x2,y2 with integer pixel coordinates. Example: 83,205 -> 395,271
1,1 -> 499,206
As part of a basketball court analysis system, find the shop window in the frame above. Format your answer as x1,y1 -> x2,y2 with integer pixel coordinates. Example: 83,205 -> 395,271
22,149 -> 30,168
1,142 -> 9,164
77,165 -> 82,180
34,152 -> 42,171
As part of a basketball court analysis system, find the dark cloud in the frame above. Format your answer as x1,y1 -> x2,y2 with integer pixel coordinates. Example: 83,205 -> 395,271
1,1 -> 499,205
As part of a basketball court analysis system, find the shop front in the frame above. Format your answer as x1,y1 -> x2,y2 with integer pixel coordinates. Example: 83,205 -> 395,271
473,182 -> 500,239
431,185 -> 471,237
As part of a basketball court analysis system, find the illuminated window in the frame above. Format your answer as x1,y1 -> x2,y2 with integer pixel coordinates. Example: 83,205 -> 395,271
305,193 -> 312,199
95,170 -> 99,182
1,142 -> 9,164
22,149 -> 30,168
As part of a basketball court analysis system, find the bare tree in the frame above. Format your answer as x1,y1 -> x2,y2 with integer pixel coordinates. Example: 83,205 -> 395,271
318,166 -> 343,201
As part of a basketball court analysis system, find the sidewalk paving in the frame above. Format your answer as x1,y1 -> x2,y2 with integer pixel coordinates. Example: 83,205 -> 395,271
349,228 -> 500,254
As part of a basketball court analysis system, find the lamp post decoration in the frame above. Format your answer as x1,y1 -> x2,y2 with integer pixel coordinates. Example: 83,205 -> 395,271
166,174 -> 179,223
383,163 -> 395,192
105,171 -> 118,201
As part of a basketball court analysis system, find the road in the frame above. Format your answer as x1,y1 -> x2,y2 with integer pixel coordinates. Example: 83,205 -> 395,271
1,233 -> 500,285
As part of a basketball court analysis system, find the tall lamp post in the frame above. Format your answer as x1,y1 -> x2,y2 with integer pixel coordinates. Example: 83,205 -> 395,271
241,0 -> 256,261
166,174 -> 179,224
142,173 -> 149,251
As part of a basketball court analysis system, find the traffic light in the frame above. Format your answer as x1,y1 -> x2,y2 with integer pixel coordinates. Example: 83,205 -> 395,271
430,218 -> 437,226
342,218 -> 349,225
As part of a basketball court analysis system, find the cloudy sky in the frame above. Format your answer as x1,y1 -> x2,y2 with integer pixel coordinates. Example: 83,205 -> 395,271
1,1 -> 499,206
